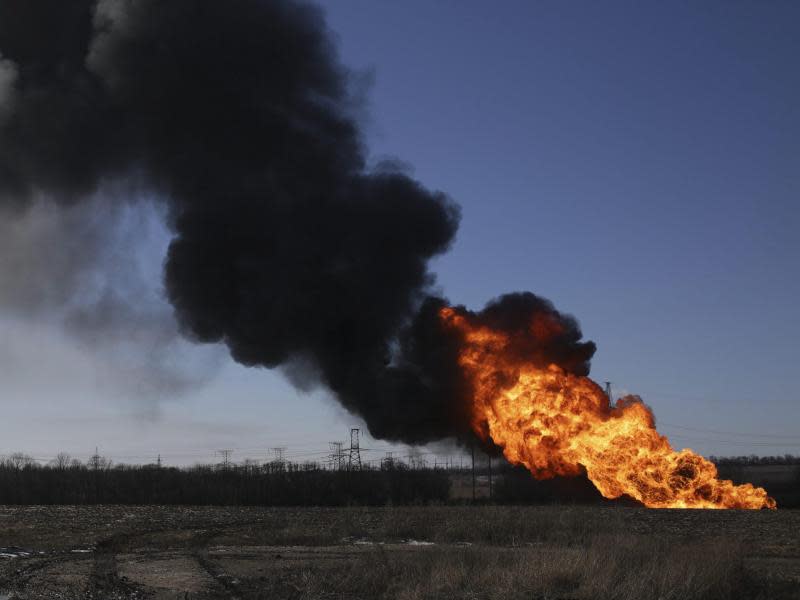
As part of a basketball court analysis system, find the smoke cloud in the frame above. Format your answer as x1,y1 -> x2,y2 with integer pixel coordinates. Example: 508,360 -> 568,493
370,293 -> 596,444
0,52 -> 16,121
0,0 -> 594,444
0,193 -> 218,403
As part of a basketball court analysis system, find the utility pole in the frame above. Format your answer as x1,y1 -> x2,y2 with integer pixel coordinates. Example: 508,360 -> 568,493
471,443 -> 476,503
605,381 -> 613,407
488,454 -> 493,500
338,443 -> 345,471
348,428 -> 362,471
382,451 -> 394,470
90,446 -> 99,505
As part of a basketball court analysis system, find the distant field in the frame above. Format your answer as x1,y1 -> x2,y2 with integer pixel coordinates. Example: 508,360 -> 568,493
0,505 -> 798,599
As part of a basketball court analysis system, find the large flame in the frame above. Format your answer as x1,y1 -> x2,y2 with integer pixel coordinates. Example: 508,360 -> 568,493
440,307 -> 775,509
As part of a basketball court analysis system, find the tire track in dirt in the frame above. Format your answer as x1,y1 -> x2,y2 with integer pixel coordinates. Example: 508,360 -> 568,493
191,529 -> 243,600
1,556 -> 61,594
88,533 -> 147,599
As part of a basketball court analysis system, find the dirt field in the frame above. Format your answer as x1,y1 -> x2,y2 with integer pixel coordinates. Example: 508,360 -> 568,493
0,505 -> 798,599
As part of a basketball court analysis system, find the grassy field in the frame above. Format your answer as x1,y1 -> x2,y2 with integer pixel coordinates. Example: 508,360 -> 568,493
0,505 -> 798,599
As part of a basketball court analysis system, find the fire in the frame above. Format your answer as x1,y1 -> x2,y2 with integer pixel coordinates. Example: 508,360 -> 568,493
440,307 -> 776,509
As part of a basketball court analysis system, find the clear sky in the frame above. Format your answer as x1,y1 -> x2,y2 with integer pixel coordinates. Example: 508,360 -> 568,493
1,1 -> 798,465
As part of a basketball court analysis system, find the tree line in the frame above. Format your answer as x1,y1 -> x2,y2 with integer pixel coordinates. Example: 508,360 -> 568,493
709,454 -> 800,466
1,451 -> 797,507
0,452 -> 450,506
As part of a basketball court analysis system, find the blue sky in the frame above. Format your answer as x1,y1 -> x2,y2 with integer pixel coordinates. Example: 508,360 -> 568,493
1,1 -> 798,464
318,0 -> 800,454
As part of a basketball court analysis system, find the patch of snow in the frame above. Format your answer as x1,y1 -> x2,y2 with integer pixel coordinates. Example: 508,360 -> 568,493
341,536 -> 376,545
405,540 -> 435,546
0,548 -> 31,559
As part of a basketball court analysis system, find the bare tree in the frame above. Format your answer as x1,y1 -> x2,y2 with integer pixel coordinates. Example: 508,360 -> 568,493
50,452 -> 73,471
5,452 -> 35,470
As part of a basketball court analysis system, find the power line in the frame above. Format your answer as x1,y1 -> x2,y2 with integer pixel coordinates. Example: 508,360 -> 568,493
668,434 -> 800,448
660,422 -> 799,440
5,418 -> 799,467
216,449 -> 233,469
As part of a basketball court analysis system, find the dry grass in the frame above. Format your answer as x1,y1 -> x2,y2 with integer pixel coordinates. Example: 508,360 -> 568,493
2,505 -> 795,598
296,534 -> 746,600
232,505 -> 627,547
378,505 -> 624,546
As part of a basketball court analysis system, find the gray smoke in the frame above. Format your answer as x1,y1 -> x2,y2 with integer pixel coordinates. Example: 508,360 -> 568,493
0,192 -> 217,403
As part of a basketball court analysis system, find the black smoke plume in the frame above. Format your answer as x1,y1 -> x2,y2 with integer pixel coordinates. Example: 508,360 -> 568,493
0,0 -> 594,444
454,292 -> 596,377
372,293 -> 596,444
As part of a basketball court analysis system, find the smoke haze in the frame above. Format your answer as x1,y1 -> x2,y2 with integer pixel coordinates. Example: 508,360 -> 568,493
0,0 -> 594,444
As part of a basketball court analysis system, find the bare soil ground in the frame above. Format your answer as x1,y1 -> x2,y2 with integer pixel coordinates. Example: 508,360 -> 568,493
0,505 -> 798,599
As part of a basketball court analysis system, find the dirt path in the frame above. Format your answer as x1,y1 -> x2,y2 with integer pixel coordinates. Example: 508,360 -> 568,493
1,505 -> 798,599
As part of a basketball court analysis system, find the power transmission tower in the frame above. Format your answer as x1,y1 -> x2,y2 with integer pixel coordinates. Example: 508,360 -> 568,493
271,447 -> 287,471
382,451 -> 394,470
605,381 -> 613,407
90,447 -> 102,471
348,428 -> 362,471
89,446 -> 102,504
156,454 -> 162,469
328,442 -> 345,470
216,449 -> 233,470
329,442 -> 338,470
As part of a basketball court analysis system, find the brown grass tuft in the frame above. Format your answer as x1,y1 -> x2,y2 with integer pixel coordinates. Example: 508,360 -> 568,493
295,533 -> 745,600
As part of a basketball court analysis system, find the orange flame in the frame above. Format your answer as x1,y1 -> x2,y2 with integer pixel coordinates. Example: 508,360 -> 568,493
440,307 -> 776,509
